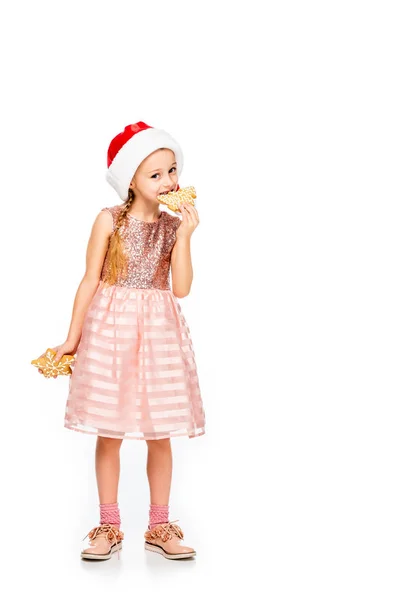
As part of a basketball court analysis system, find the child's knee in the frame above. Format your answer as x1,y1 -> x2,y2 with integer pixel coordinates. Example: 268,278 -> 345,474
96,435 -> 123,450
146,438 -> 171,451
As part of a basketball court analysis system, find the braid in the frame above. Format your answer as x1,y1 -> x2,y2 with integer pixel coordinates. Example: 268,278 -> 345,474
103,188 -> 135,285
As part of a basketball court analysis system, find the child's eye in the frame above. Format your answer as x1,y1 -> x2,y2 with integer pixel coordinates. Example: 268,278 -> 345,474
151,167 -> 176,179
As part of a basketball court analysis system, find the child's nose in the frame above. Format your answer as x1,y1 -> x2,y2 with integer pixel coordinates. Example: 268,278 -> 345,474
163,174 -> 174,186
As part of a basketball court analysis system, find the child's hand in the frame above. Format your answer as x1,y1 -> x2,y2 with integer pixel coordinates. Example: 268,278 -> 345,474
37,340 -> 79,377
176,203 -> 199,240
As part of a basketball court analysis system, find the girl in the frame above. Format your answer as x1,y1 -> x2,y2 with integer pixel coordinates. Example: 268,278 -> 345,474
39,121 -> 206,561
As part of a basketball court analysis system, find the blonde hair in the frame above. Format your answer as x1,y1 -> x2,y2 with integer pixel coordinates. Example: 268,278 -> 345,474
102,187 -> 135,285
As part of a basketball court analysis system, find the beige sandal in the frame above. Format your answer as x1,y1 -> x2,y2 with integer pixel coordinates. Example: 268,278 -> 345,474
81,524 -> 124,560
144,520 -> 196,560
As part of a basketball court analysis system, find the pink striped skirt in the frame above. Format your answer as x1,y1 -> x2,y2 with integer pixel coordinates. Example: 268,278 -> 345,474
64,281 -> 206,441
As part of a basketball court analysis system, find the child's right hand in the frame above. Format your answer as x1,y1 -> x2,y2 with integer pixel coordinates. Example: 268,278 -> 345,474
37,340 -> 79,377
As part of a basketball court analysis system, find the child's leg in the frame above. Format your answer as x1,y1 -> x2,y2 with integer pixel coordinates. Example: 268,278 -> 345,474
143,438 -> 196,559
145,438 -> 172,528
95,436 -> 124,527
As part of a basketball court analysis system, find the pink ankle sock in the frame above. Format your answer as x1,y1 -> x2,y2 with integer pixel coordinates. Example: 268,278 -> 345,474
100,502 -> 121,528
149,504 -> 169,530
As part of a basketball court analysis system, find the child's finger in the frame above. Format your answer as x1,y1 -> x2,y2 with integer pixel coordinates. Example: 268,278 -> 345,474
183,204 -> 194,221
183,203 -> 193,215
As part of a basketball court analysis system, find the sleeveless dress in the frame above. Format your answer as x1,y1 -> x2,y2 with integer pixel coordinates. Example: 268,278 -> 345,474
64,205 -> 206,441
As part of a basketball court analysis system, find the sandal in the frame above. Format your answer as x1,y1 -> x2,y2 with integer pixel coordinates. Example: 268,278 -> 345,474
144,520 -> 196,560
81,523 -> 124,560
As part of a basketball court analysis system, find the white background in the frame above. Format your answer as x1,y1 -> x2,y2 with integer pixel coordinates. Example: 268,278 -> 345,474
1,1 -> 399,598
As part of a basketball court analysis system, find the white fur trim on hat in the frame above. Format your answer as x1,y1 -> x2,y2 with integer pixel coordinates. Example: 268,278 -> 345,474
106,128 -> 184,201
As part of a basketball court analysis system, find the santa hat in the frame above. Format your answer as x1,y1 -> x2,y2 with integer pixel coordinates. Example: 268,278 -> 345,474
106,122 -> 183,201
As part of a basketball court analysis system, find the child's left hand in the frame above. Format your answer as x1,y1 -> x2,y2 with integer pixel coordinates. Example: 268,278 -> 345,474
176,203 -> 199,240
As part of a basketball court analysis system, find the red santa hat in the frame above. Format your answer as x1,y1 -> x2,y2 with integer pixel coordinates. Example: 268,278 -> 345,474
106,122 -> 183,201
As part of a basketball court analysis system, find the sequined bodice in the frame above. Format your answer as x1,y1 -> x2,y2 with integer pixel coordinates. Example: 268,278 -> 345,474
100,205 -> 181,289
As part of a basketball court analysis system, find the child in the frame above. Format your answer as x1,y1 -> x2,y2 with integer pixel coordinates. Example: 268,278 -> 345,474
41,121 -> 206,561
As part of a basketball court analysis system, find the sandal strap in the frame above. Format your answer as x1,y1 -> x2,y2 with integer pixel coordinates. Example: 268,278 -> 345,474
144,520 -> 184,543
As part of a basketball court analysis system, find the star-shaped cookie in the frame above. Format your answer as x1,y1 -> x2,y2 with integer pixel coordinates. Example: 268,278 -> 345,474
31,347 -> 75,378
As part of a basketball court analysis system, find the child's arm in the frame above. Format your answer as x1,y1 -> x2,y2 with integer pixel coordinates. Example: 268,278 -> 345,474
171,237 -> 193,298
65,210 -> 113,346
171,203 -> 199,298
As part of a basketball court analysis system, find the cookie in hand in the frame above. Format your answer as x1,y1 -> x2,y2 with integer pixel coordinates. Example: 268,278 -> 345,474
157,186 -> 196,212
31,347 -> 75,378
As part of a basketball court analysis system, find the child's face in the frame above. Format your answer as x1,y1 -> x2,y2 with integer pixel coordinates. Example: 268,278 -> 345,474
130,148 -> 178,201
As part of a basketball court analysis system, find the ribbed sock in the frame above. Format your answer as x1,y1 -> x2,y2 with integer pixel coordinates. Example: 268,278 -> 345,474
100,502 -> 121,529
148,504 -> 169,530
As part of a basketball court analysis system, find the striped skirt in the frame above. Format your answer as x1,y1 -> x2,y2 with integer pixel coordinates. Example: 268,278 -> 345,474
64,281 -> 205,440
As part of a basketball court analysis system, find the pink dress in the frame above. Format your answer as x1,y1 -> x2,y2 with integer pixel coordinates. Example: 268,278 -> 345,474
64,205 -> 206,441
